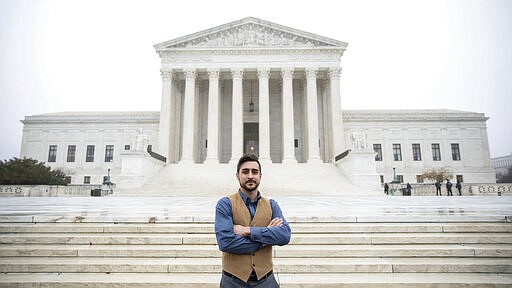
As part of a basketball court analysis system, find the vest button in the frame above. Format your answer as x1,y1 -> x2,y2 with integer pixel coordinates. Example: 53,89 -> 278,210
252,264 -> 256,267
252,254 -> 255,256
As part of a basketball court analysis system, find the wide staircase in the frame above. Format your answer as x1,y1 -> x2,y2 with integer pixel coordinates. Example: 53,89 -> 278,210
1,217 -> 512,287
117,163 -> 375,196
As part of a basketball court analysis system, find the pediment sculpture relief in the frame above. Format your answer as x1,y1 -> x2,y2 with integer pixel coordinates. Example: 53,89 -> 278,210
171,24 -> 332,48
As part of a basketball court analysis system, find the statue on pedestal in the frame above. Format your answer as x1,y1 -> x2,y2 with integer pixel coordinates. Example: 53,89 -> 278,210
134,129 -> 149,152
351,130 -> 367,150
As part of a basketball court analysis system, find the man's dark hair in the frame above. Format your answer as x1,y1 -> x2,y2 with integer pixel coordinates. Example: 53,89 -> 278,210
236,154 -> 261,173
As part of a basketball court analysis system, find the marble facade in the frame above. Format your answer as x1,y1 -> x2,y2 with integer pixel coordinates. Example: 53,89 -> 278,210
18,18 -> 496,193
154,17 -> 347,165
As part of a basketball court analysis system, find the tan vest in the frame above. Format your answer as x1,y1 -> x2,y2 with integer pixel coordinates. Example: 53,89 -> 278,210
222,192 -> 273,282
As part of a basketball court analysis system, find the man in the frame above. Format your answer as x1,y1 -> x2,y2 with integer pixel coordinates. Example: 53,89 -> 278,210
435,180 -> 442,196
215,154 -> 291,287
456,179 -> 462,196
446,179 -> 453,196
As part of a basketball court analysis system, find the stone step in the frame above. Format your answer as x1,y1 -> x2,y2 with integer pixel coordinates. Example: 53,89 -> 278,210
2,244 -> 511,258
1,272 -> 511,287
1,257 -> 511,273
1,222 -> 511,233
2,232 -> 510,245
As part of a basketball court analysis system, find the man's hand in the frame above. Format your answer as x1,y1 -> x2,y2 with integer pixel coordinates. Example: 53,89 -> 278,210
233,218 -> 284,238
267,217 -> 283,228
234,225 -> 251,237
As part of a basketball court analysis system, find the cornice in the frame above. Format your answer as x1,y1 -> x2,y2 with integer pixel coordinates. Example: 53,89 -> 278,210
342,110 -> 489,122
21,112 -> 160,125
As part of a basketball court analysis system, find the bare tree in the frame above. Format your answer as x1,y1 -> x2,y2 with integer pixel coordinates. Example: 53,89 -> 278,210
420,167 -> 454,182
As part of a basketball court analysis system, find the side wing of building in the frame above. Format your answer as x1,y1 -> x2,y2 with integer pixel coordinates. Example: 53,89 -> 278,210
343,109 -> 496,184
20,112 -> 160,185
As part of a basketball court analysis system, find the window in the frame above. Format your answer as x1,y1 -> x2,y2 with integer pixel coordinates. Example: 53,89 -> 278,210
147,145 -> 152,152
456,175 -> 463,183
396,175 -> 404,183
67,145 -> 76,162
451,143 -> 461,161
86,145 -> 95,162
432,143 -> 441,161
294,139 -> 299,148
373,144 -> 382,161
416,175 -> 424,183
48,145 -> 57,162
412,143 -> 422,161
105,145 -> 114,162
392,144 -> 402,161
379,175 -> 384,184
65,176 -> 71,184
124,145 -> 130,151
84,176 -> 91,184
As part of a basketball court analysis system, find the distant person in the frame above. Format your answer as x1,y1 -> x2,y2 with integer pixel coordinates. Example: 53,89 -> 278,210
456,180 -> 462,196
214,154 -> 291,287
406,183 -> 412,196
384,182 -> 389,195
435,180 -> 442,196
446,179 -> 453,196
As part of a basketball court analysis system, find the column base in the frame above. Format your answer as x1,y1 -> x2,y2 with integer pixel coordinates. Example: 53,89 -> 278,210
204,158 -> 219,165
282,157 -> 298,164
179,158 -> 195,164
307,157 -> 323,164
258,157 -> 272,165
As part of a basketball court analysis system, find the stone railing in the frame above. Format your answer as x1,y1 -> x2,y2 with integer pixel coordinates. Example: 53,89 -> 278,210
387,183 -> 512,196
0,185 -> 102,197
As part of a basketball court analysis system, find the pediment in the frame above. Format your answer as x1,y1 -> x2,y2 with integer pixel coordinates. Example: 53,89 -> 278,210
155,17 -> 347,50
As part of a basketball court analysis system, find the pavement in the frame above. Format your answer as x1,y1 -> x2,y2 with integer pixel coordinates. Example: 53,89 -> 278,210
1,195 -> 511,223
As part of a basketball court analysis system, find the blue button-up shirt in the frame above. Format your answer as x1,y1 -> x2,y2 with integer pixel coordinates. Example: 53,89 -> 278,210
215,190 -> 291,254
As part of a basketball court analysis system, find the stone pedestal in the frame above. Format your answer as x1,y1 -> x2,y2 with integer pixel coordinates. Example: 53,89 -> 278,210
118,151 -> 165,189
335,149 -> 381,192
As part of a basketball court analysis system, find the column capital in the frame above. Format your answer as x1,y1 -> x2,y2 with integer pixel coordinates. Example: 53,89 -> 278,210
328,67 -> 342,79
257,67 -> 271,79
184,69 -> 196,80
281,67 -> 294,80
160,69 -> 172,81
231,68 -> 244,80
305,67 -> 318,79
207,68 -> 220,80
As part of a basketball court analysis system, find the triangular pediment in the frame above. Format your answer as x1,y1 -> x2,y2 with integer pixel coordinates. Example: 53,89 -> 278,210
155,17 -> 347,50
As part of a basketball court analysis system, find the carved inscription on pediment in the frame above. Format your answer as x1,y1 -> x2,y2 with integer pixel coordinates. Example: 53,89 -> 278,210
172,23 -> 332,48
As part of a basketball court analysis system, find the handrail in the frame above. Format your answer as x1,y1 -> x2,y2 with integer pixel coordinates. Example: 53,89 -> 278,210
147,149 -> 166,163
335,149 -> 351,162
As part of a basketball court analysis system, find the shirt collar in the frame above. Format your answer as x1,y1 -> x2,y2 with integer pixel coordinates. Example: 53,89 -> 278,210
238,189 -> 261,204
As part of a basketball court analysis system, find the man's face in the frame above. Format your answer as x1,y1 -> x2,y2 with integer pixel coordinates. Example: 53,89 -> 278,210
236,161 -> 261,193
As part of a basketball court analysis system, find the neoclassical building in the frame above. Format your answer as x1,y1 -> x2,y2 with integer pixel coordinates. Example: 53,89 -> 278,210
19,18 -> 496,195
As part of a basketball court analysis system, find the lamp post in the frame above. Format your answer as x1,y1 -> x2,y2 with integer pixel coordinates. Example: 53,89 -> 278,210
393,167 -> 396,183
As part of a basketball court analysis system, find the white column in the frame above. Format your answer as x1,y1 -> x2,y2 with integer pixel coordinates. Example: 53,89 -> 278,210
205,69 -> 220,163
158,69 -> 172,161
257,67 -> 271,163
281,67 -> 297,163
230,68 -> 244,163
181,69 -> 196,163
306,68 -> 321,163
329,67 -> 344,160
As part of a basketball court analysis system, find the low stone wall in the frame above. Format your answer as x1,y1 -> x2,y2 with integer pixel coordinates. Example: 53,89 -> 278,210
387,183 -> 512,196
0,185 -> 102,197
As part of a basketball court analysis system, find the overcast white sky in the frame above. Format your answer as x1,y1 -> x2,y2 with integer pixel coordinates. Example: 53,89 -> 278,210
1,0 -> 511,160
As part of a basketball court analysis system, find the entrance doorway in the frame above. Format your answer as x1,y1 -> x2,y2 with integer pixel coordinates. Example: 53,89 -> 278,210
244,123 -> 259,156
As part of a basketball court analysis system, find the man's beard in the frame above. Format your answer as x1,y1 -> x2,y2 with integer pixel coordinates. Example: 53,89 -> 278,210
240,180 -> 259,192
